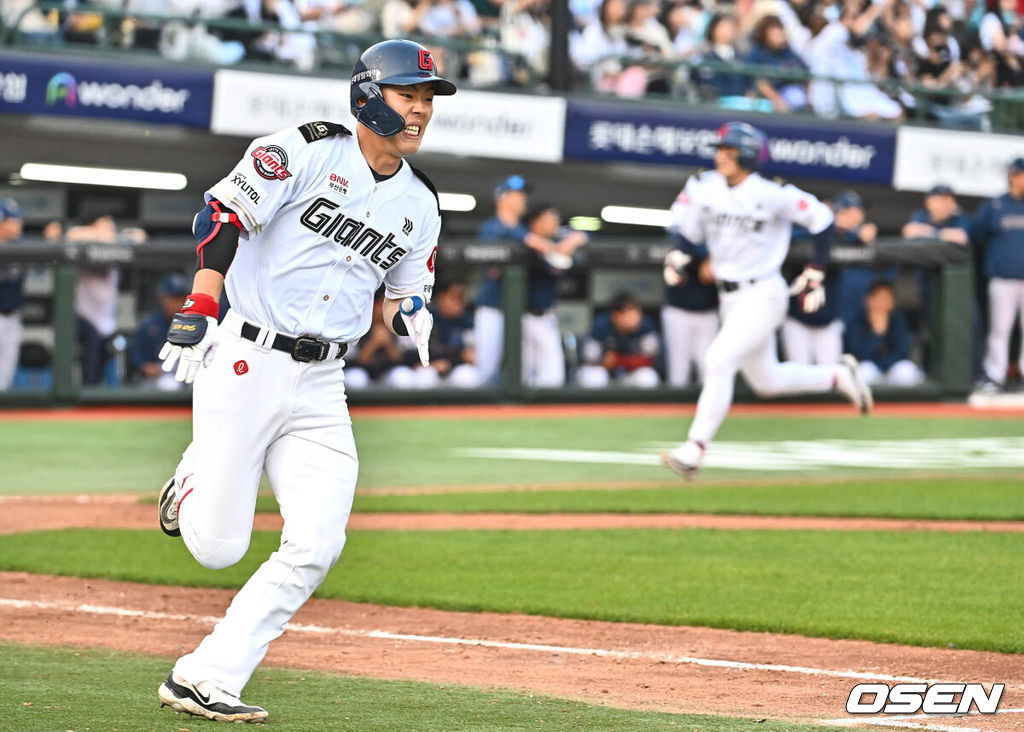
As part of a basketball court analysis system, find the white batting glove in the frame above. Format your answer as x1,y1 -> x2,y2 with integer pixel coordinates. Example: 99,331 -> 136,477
400,295 -> 433,367
789,265 -> 826,314
159,315 -> 220,384
663,250 -> 691,287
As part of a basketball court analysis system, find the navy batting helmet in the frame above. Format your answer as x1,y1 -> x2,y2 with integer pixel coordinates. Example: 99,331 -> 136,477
714,122 -> 768,171
350,40 -> 456,137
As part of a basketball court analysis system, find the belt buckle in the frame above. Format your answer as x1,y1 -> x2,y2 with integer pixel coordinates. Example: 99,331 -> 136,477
292,336 -> 328,362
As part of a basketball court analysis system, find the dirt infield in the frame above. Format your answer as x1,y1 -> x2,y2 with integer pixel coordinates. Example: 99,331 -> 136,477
1,571 -> 1021,730
2,495 -> 1024,535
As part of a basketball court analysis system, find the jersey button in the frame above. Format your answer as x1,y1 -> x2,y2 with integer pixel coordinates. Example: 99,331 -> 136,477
323,295 -> 330,301
345,256 -> 352,262
366,211 -> 371,217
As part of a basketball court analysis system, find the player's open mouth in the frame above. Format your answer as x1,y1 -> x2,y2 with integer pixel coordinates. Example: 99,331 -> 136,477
403,124 -> 421,139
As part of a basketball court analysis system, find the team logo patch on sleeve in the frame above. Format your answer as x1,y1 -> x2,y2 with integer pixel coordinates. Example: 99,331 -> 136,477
402,217 -> 414,236
427,246 -> 437,273
251,145 -> 292,180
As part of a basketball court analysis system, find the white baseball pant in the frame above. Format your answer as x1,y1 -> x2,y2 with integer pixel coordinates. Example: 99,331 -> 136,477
522,311 -> 565,387
688,275 -> 838,445
473,305 -> 503,385
983,277 -> 1024,385
661,305 -> 718,387
171,310 -> 358,697
858,359 -> 922,386
0,311 -> 22,389
781,318 -> 844,365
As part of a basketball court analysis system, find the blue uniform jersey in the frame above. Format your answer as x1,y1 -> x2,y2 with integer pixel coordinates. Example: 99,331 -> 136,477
589,313 -> 661,375
971,194 -> 1024,279
836,227 -> 900,324
0,266 -> 23,314
844,309 -> 912,373
906,208 -> 970,234
787,225 -> 840,326
131,310 -> 171,370
475,217 -> 528,308
428,305 -> 473,365
664,242 -> 718,312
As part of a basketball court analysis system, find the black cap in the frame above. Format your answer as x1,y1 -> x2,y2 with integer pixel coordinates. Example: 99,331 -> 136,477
1009,158 -> 1024,175
926,183 -> 955,197
157,273 -> 190,297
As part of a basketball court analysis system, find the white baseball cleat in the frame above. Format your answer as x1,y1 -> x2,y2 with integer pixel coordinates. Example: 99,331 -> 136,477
158,673 -> 268,723
835,355 -> 874,415
660,440 -> 705,480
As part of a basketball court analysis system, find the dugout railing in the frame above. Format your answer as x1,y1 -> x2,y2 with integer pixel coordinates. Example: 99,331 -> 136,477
0,235 -> 972,407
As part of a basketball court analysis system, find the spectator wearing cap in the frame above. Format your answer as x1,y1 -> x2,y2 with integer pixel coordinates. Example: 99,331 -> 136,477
903,185 -> 969,245
578,292 -> 661,388
970,157 -> 1024,390
0,198 -> 25,390
473,175 -> 563,386
131,273 -> 189,390
522,202 -> 588,387
844,280 -> 923,386
661,239 -> 718,387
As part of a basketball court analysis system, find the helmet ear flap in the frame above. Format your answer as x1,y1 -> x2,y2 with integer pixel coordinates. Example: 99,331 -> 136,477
351,81 -> 406,137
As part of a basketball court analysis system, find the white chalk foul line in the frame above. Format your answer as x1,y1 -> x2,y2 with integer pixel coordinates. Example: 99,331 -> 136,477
0,597 -> 939,684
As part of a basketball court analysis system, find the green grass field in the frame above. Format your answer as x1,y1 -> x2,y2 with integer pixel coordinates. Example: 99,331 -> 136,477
3,643 -> 834,731
1,409 -> 1021,729
3,413 -> 1023,495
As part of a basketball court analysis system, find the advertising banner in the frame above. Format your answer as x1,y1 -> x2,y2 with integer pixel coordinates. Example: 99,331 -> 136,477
0,52 -> 212,128
564,100 -> 896,184
894,126 -> 1024,197
211,69 -> 565,162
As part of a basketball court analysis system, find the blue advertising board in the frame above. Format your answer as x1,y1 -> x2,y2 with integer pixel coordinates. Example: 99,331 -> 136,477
0,52 -> 213,128
564,100 -> 896,185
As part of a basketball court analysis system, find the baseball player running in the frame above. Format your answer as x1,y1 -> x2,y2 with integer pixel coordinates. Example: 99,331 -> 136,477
661,122 -> 873,480
154,39 -> 453,722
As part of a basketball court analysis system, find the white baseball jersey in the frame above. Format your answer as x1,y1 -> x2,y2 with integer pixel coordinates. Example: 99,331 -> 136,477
207,122 -> 440,343
668,170 -> 833,282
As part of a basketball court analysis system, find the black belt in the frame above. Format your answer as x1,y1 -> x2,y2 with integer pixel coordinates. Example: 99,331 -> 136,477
239,321 -> 347,362
717,278 -> 759,293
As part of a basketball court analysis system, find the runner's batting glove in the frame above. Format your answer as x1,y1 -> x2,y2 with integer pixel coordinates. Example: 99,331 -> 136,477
400,295 -> 433,368
663,250 -> 691,287
159,293 -> 220,384
789,265 -> 826,313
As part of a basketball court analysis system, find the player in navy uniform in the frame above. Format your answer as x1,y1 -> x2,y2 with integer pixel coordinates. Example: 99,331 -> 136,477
0,199 -> 24,390
902,184 -> 969,245
131,273 -> 190,388
971,158 -> 1024,390
578,292 -> 661,388
661,239 -> 719,386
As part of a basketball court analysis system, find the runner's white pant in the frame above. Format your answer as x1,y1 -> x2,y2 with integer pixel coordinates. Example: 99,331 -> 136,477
984,277 -> 1024,384
661,305 -> 718,386
688,275 -> 837,445
172,311 -> 357,697
781,318 -> 843,365
0,311 -> 22,389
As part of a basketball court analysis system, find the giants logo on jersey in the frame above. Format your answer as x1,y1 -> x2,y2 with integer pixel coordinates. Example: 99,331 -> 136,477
251,145 -> 292,180
299,197 -> 408,270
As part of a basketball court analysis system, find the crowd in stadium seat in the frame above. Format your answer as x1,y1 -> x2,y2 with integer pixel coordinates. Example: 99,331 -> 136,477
5,0 -> 1023,124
